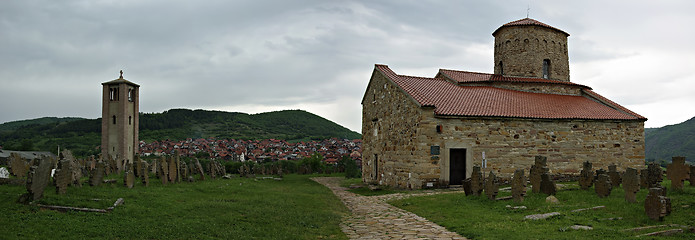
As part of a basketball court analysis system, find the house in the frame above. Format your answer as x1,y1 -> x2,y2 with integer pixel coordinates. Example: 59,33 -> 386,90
361,18 -> 646,189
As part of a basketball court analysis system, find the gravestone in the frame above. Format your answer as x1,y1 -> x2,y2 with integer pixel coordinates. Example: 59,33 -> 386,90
530,156 -> 548,193
640,169 -> 648,189
175,154 -> 181,183
168,156 -> 177,183
141,165 -> 150,187
61,150 -> 82,187
8,153 -> 29,178
646,163 -> 663,188
179,161 -> 188,180
540,173 -> 556,195
19,156 -> 53,203
208,161 -> 217,179
595,173 -> 612,198
511,169 -> 526,202
644,188 -> 671,221
666,156 -> 689,191
160,159 -> 168,185
579,161 -> 594,190
462,178 -> 473,196
134,157 -> 142,178
89,161 -> 105,186
195,159 -> 205,181
0,167 -> 9,178
124,164 -> 135,189
470,166 -> 484,196
623,168 -> 640,203
54,159 -> 72,194
608,164 -> 622,188
484,171 -> 499,200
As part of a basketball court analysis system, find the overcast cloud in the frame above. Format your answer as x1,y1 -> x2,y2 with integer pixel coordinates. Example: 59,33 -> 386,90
1,0 -> 694,132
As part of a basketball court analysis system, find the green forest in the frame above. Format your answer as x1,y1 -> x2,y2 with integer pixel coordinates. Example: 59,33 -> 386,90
645,116 -> 695,164
0,109 -> 361,157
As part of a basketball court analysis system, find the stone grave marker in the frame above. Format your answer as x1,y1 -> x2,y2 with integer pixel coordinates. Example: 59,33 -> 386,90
124,164 -> 135,189
666,156 -> 689,191
179,161 -> 188,180
195,158 -> 205,181
595,173 -> 612,198
9,153 -> 29,178
141,164 -> 150,187
208,161 -> 217,179
530,156 -> 548,193
484,171 -> 499,200
0,167 -> 9,178
462,178 -> 472,196
134,157 -> 142,178
160,158 -> 168,185
19,156 -> 53,203
511,169 -> 526,202
644,187 -> 671,221
175,154 -> 181,183
579,161 -> 594,190
168,156 -> 177,183
608,164 -> 622,187
623,168 -> 640,203
54,159 -> 72,194
540,173 -> 556,195
90,161 -> 105,186
640,168 -> 648,189
646,163 -> 663,188
470,166 -> 484,196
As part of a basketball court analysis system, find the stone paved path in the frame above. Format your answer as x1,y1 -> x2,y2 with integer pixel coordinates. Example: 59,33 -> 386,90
312,177 -> 467,240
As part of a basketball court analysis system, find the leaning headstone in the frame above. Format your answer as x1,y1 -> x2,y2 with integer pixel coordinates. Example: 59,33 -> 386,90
54,159 -> 72,194
470,166 -> 484,196
90,161 -> 105,186
0,167 -> 9,178
9,153 -> 29,178
19,156 -> 53,203
623,168 -> 640,203
579,161 -> 594,190
644,187 -> 671,221
530,156 -> 548,193
666,156 -> 689,191
511,169 -> 526,202
608,164 -> 622,188
595,173 -> 613,198
484,171 -> 499,200
646,163 -> 663,188
540,173 -> 556,195
195,159 -> 205,181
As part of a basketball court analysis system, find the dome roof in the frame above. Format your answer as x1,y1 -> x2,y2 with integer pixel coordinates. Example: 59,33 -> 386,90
492,18 -> 569,36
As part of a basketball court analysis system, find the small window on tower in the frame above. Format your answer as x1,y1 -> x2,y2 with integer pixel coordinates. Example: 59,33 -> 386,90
128,89 -> 133,102
129,116 -> 132,125
499,61 -> 504,75
542,59 -> 551,79
112,115 -> 117,125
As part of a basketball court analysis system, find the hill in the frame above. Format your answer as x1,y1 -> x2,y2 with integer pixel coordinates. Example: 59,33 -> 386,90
0,109 -> 361,157
645,116 -> 695,164
0,117 -> 85,131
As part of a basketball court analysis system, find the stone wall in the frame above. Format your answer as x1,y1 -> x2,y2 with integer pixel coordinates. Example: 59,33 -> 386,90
462,81 -> 582,95
494,25 -> 570,82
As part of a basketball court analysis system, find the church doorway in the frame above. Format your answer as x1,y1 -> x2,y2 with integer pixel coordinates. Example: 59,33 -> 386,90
449,148 -> 467,185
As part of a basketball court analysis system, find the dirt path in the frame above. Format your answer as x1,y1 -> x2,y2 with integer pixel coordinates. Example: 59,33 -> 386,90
312,177 -> 467,240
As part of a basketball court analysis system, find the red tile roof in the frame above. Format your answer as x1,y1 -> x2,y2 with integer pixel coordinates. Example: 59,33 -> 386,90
493,18 -> 569,36
438,69 -> 589,88
375,65 -> 645,120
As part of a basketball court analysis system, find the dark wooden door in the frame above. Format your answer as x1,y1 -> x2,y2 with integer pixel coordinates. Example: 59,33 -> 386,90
450,149 -> 466,185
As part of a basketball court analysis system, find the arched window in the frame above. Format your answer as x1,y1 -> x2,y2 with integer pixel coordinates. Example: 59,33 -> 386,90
542,59 -> 551,79
112,115 -> 117,124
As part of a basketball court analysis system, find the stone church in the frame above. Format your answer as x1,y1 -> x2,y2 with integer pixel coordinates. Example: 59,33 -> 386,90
361,18 -> 647,189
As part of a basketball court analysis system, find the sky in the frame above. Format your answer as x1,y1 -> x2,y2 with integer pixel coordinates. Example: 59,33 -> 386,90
1,0 -> 694,132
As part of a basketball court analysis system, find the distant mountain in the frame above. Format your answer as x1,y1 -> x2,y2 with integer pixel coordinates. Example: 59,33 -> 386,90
645,116 -> 695,164
0,109 -> 361,157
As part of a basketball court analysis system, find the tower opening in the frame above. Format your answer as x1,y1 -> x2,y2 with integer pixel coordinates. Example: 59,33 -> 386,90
542,59 -> 550,79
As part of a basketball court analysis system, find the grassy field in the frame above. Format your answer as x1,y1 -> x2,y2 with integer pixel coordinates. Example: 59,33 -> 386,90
0,174 -> 348,239
389,181 -> 695,239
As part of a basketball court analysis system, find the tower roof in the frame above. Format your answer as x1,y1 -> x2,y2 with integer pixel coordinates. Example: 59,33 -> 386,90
102,70 -> 140,87
492,18 -> 569,36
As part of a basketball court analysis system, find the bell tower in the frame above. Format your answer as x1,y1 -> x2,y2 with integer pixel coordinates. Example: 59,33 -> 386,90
492,18 -> 570,81
101,70 -> 139,171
